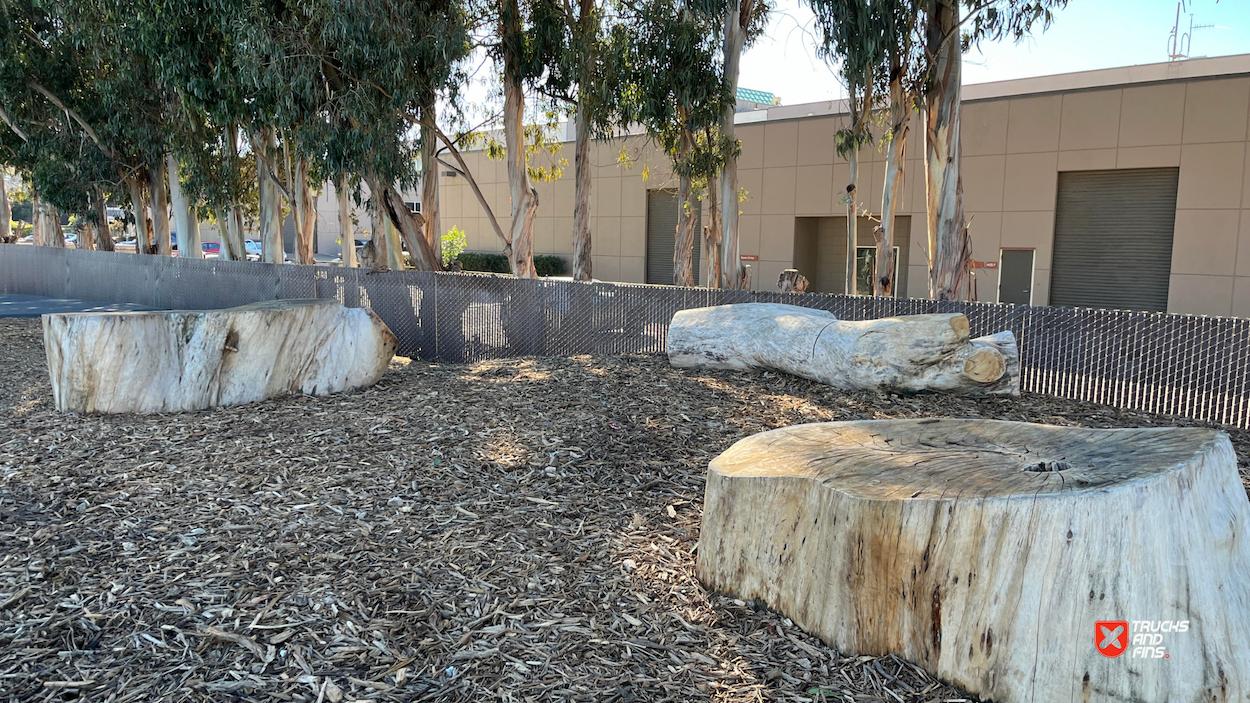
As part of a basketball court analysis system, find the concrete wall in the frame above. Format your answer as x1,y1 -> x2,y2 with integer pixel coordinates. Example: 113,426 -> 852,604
438,57 -> 1250,317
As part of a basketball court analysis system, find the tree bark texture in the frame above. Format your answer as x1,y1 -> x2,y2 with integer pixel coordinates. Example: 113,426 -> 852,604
924,0 -> 968,301
366,184 -> 390,272
79,221 -> 96,251
380,183 -> 438,271
698,419 -> 1250,703
572,104 -> 593,282
674,168 -> 697,287
705,174 -> 722,288
150,158 -> 173,256
256,130 -> 284,264
878,71 -> 908,296
167,155 -> 201,259
502,0 -> 539,278
0,171 -> 10,243
420,98 -> 442,265
337,176 -> 357,268
44,299 -> 397,414
719,0 -> 746,290
667,303 -> 1018,396
93,188 -> 114,252
127,174 -> 151,255
845,148 -> 859,295
292,158 -> 317,265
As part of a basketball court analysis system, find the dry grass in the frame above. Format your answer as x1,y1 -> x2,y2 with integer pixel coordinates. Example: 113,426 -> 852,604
1,317 -> 1245,702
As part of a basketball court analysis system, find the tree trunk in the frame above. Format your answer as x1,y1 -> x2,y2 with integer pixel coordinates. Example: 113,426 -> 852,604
127,174 -> 152,255
48,204 -> 65,247
367,183 -> 390,272
379,182 -> 438,271
79,220 -> 95,250
719,0 -> 746,290
878,70 -> 908,297
293,158 -> 317,265
704,173 -> 722,288
337,176 -> 357,268
924,0 -> 968,301
150,158 -> 173,256
420,96 -> 442,265
572,102 -> 593,281
168,154 -> 201,259
674,166 -> 697,287
502,0 -> 539,278
667,304 -> 1018,395
845,147 -> 859,295
94,188 -> 114,251
698,419 -> 1250,703
43,299 -> 398,414
256,130 -> 284,264
0,170 -> 10,243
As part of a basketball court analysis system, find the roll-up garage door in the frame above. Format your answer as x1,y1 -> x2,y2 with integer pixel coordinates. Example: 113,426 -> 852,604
1050,168 -> 1178,312
646,190 -> 699,285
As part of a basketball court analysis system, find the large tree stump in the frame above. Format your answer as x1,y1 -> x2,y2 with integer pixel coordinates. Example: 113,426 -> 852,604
698,419 -> 1250,703
44,299 -> 397,413
667,303 -> 1018,395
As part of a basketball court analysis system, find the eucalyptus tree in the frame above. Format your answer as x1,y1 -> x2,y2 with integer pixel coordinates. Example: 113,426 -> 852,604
806,0 -> 885,296
623,0 -> 733,287
875,0 -> 922,296
716,0 -> 770,289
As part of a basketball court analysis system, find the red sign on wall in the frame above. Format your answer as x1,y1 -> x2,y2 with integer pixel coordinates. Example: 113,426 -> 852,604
740,255 -> 759,261
971,260 -> 998,269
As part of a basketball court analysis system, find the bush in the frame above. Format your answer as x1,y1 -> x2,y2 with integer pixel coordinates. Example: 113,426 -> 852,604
534,255 -> 566,277
454,252 -> 568,277
456,252 -> 510,273
441,226 -> 466,267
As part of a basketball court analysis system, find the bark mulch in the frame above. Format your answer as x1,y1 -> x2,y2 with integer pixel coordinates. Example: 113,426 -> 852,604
1,317 -> 1246,702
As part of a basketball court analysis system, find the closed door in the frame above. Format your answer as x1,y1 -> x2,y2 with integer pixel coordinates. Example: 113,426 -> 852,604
998,249 -> 1034,305
1050,168 -> 1178,311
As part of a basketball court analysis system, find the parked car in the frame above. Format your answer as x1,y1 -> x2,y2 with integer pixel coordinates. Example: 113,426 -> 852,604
106,207 -> 125,222
202,242 -> 221,258
244,240 -> 263,259
64,233 -> 78,246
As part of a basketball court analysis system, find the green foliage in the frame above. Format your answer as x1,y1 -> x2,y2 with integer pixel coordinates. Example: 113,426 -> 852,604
456,252 -> 511,273
534,255 -> 566,277
442,226 -> 467,266
455,251 -> 566,276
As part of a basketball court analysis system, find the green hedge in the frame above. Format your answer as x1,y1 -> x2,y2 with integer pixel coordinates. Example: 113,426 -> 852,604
455,252 -> 567,277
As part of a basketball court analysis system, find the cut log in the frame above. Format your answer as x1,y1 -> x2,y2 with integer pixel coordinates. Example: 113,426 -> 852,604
43,299 -> 397,414
777,269 -> 809,293
667,303 -> 1018,396
698,419 -> 1250,703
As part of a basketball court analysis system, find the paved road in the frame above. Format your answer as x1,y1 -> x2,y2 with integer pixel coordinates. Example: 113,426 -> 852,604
0,294 -> 153,318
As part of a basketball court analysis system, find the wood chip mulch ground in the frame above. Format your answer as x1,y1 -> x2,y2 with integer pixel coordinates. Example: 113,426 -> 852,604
1,317 -> 1246,703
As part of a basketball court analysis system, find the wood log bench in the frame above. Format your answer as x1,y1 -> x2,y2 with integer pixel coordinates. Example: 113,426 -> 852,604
667,303 -> 1018,396
43,299 -> 397,413
697,419 -> 1250,703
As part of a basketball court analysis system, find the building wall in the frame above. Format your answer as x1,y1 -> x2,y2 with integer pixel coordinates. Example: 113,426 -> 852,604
438,61 -> 1250,317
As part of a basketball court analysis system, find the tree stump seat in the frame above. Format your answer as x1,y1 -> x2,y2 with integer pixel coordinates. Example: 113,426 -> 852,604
43,299 -> 397,414
697,419 -> 1250,702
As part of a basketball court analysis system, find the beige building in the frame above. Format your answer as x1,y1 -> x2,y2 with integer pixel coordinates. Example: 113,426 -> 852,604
437,54 -> 1250,318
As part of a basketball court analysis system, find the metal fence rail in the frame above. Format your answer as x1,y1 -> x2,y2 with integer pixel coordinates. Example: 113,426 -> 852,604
4,244 -> 1249,429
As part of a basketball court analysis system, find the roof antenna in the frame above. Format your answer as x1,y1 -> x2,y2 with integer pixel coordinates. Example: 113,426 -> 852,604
1168,0 -> 1216,61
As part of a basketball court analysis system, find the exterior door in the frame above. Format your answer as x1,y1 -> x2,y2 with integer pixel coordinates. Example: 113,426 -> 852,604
1050,168 -> 1178,311
998,249 -> 1034,305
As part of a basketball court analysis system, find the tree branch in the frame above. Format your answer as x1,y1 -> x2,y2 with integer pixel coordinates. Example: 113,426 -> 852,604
415,115 -> 510,248
0,105 -> 29,142
27,80 -> 113,158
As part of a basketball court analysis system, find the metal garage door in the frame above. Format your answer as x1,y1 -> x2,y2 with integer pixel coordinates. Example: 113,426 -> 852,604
1050,168 -> 1178,312
646,190 -> 698,285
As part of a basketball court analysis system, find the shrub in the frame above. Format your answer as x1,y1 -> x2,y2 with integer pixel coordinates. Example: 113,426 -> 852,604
456,252 -> 510,273
453,252 -> 568,277
534,255 -> 566,277
441,226 -> 466,267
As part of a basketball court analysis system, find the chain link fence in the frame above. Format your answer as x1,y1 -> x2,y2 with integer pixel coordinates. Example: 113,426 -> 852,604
4,244 -> 1249,429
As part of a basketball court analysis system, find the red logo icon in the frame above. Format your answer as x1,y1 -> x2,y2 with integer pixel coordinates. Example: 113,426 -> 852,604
1097,621 -> 1129,657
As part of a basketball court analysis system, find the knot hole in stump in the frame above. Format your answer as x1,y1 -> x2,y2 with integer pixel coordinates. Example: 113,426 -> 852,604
1023,459 -> 1070,473
223,329 -> 240,353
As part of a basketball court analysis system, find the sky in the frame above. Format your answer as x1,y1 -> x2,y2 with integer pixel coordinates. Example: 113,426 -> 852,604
738,0 -> 1250,107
